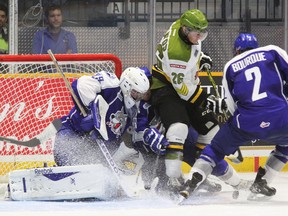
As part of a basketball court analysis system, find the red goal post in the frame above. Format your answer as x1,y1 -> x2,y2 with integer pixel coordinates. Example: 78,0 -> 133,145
0,53 -> 122,183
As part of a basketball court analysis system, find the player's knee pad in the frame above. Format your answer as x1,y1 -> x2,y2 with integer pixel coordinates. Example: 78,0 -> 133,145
166,123 -> 188,144
197,125 -> 220,145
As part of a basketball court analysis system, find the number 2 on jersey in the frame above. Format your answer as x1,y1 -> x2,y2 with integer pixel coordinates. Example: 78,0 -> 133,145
245,66 -> 267,101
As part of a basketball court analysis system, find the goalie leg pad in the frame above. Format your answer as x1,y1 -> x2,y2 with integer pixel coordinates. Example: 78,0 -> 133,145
8,164 -> 120,201
112,141 -> 144,175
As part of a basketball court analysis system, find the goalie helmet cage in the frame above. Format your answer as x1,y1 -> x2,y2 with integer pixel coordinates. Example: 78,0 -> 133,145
0,53 -> 122,183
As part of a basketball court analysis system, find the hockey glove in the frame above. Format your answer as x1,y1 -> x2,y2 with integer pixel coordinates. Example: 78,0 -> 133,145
206,95 -> 228,114
199,52 -> 212,71
143,128 -> 169,155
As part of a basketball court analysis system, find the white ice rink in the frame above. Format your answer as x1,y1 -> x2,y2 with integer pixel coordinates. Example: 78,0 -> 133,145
0,172 -> 287,216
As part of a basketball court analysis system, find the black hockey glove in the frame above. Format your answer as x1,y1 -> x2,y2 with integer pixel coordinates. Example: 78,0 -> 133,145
206,95 -> 228,114
199,52 -> 212,71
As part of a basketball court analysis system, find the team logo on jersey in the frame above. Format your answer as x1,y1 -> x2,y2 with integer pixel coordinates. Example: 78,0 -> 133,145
260,121 -> 270,128
170,64 -> 186,69
107,109 -> 127,137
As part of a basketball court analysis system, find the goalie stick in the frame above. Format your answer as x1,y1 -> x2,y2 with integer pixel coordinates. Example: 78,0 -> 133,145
47,49 -> 109,140
47,49 -> 88,117
205,68 -> 243,163
47,49 -> 137,197
0,119 -> 62,147
92,138 -> 138,197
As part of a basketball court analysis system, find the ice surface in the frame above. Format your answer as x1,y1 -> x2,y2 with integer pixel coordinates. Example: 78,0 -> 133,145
0,172 -> 287,216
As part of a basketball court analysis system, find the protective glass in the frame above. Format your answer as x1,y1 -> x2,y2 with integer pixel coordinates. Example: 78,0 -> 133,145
185,26 -> 208,41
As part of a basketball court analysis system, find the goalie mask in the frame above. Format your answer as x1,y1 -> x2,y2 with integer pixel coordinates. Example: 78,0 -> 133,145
120,67 -> 150,109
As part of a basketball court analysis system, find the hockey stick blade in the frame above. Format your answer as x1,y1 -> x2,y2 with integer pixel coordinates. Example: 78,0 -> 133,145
0,119 -> 62,147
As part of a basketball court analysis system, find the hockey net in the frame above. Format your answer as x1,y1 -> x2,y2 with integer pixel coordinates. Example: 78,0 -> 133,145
0,53 -> 122,183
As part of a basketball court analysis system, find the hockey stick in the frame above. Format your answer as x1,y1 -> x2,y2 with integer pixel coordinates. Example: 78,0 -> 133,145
47,49 -> 109,140
47,49 -> 87,117
47,49 -> 135,197
0,119 -> 62,147
205,69 -> 243,163
206,69 -> 228,119
93,138 -> 137,197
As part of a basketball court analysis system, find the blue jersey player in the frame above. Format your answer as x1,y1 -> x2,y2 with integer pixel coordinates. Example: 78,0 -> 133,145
180,33 -> 288,200
53,67 -> 154,166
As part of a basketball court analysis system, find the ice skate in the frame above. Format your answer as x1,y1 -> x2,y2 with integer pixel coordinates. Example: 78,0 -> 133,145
248,167 -> 276,200
166,177 -> 185,200
154,176 -> 185,201
180,172 -> 203,199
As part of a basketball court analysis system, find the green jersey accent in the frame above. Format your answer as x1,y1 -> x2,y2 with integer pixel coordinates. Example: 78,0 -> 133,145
153,18 -> 203,103
151,76 -> 166,90
167,20 -> 191,63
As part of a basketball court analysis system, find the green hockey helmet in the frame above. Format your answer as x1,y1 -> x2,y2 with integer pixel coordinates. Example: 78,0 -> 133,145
180,9 -> 208,30
180,9 -> 208,41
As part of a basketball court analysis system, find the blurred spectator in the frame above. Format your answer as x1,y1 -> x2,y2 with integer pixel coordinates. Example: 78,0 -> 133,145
32,5 -> 77,54
0,4 -> 8,54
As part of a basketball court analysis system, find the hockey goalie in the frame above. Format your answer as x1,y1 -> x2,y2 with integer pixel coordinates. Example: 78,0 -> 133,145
6,67 -> 153,201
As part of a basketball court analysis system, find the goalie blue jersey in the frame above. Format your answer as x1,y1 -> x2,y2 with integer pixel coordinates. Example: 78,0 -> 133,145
222,45 -> 288,138
61,70 -> 129,140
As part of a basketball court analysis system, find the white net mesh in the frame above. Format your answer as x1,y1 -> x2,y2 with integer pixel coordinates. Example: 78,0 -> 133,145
0,53 -> 122,182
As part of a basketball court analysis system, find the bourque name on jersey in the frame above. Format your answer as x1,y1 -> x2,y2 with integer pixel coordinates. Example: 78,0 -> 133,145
232,52 -> 266,72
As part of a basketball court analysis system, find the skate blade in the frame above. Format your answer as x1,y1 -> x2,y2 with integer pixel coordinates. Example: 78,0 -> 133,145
247,192 -> 273,201
179,190 -> 189,199
198,182 -> 222,193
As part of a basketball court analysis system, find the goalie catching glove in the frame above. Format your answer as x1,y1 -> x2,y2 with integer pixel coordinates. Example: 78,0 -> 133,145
143,128 -> 169,155
199,52 -> 212,71
206,95 -> 228,114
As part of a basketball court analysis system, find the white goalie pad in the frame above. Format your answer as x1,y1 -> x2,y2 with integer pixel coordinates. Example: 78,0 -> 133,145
8,164 -> 120,201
